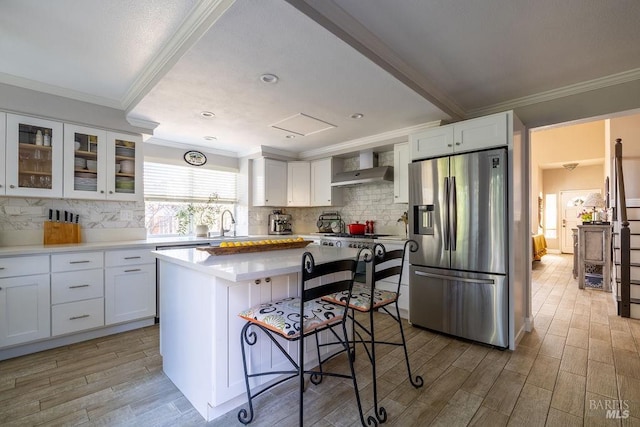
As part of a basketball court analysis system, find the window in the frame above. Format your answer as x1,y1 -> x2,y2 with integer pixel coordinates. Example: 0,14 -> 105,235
144,162 -> 237,236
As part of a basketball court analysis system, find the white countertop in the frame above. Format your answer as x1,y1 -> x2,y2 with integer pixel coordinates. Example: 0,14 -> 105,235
0,233 -> 407,257
153,244 -> 361,282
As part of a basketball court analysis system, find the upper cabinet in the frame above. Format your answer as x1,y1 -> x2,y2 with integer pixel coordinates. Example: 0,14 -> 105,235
5,114 -> 64,198
311,157 -> 342,207
63,124 -> 108,200
287,161 -> 310,207
106,132 -> 143,201
253,157 -> 287,207
411,112 -> 508,160
64,126 -> 142,201
0,112 -> 5,195
393,142 -> 409,204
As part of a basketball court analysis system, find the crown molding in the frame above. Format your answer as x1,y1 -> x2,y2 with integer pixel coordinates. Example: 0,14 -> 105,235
0,72 -> 123,109
121,0 -> 235,111
298,120 -> 442,160
467,68 -> 640,118
125,116 -> 160,132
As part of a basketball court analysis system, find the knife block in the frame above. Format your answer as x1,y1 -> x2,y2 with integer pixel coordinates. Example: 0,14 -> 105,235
43,221 -> 81,245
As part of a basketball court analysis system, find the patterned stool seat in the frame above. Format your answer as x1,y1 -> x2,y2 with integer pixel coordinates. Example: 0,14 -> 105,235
322,283 -> 398,312
239,297 -> 344,338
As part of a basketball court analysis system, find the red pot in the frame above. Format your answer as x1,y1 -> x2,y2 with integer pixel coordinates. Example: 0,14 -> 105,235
347,222 -> 366,235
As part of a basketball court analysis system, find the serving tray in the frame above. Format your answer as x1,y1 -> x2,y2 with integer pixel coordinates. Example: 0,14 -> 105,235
197,240 -> 313,256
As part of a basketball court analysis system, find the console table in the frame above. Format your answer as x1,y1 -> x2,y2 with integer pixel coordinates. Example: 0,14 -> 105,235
577,224 -> 612,292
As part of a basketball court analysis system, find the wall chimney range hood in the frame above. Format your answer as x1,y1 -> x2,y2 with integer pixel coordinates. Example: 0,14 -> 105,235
331,151 -> 393,187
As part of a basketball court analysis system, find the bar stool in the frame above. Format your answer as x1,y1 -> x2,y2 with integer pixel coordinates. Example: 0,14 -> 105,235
322,240 -> 423,423
237,251 -> 377,426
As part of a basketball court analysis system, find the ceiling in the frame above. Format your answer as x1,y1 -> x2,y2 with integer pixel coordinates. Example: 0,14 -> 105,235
2,0 -> 640,158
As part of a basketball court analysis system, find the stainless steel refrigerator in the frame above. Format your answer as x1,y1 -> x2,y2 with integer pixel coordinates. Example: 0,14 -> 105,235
408,147 -> 508,348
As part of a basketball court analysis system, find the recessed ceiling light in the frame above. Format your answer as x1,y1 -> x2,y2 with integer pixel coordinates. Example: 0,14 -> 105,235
200,111 -> 215,118
350,113 -> 364,119
203,136 -> 217,141
285,135 -> 295,139
260,73 -> 279,84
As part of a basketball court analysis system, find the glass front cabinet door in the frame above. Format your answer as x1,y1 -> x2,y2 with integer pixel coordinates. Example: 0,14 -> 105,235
63,127 -> 142,201
5,114 -> 64,198
63,124 -> 107,200
106,132 -> 142,201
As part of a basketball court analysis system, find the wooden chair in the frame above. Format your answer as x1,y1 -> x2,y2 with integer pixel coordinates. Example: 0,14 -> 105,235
322,240 -> 423,423
237,250 -> 378,426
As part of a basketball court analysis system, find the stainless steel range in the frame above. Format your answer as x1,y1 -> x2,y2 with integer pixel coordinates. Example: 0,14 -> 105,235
319,233 -> 390,249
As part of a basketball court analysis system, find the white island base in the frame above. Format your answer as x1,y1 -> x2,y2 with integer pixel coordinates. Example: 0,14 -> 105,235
155,245 -> 358,421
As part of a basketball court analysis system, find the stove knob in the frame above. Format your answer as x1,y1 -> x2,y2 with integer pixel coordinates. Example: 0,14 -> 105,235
335,241 -> 342,248
329,242 -> 334,246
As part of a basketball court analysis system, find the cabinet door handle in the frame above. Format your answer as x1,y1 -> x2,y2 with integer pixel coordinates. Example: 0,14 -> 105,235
265,277 -> 271,283
69,314 -> 90,320
0,267 -> 5,270
69,260 -> 91,264
0,287 -> 3,291
455,142 -> 461,146
69,284 -> 90,289
109,191 -> 113,194
447,144 -> 452,147
100,190 -> 105,194
124,268 -> 141,273
124,256 -> 141,260
9,185 -> 15,188
254,279 -> 261,285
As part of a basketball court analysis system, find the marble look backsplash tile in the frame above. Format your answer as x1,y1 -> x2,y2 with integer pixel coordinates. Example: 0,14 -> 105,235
0,197 -> 145,231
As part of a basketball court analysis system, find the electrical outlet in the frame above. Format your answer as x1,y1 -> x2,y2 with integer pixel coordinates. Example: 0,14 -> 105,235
120,210 -> 134,221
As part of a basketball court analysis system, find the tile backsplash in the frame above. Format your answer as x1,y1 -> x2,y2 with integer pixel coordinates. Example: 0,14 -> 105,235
248,150 -> 409,236
0,197 -> 145,232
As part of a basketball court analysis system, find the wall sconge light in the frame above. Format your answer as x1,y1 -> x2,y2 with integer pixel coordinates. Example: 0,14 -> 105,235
562,162 -> 579,171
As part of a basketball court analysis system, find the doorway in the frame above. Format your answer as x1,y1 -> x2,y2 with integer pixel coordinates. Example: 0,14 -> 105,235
559,189 -> 599,254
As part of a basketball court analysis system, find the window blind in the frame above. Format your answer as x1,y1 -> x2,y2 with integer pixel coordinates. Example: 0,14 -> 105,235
144,162 -> 237,202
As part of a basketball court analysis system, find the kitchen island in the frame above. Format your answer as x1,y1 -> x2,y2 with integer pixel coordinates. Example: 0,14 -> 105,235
153,244 -> 360,422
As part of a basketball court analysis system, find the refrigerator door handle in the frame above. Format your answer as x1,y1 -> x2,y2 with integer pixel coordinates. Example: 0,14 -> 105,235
450,176 -> 457,251
443,177 -> 450,251
414,270 -> 495,285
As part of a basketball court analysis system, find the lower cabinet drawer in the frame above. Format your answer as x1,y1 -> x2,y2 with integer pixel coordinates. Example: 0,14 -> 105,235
51,269 -> 104,304
52,298 -> 104,336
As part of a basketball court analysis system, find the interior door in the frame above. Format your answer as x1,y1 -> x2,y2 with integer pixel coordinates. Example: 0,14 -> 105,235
560,189 -> 599,253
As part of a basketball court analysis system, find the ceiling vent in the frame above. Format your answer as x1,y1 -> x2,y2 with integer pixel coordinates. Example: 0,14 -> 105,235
331,151 -> 393,187
270,113 -> 336,136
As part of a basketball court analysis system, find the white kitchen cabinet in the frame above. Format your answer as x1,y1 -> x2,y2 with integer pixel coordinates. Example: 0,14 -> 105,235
287,161 -> 310,206
411,111 -> 508,160
0,112 -> 6,195
0,253 -> 51,347
51,252 -> 105,337
106,131 -> 143,201
5,113 -> 64,198
393,142 -> 410,204
252,157 -> 287,207
63,124 -> 107,200
311,157 -> 343,206
105,249 -> 156,325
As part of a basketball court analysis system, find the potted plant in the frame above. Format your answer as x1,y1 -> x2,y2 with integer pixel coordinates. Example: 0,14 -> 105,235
176,194 -> 222,236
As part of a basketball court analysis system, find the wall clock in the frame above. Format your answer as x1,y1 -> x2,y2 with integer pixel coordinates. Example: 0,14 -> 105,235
184,150 -> 207,166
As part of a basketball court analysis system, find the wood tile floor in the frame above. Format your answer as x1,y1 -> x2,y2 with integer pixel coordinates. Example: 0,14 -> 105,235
2,254 -> 640,426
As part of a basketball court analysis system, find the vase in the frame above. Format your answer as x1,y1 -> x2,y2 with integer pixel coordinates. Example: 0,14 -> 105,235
195,224 -> 209,237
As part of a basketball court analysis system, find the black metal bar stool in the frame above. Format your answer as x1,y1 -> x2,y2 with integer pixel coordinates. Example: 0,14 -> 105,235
237,250 -> 378,426
322,240 -> 423,423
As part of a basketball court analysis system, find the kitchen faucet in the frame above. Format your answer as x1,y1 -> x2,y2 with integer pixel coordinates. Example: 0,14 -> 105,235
220,209 -> 236,237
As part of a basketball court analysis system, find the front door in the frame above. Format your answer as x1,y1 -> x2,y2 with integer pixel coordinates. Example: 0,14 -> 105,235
560,189 -> 599,253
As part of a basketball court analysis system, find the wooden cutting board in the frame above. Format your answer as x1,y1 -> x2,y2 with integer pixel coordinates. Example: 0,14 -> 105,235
197,240 -> 312,255
44,221 -> 81,245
